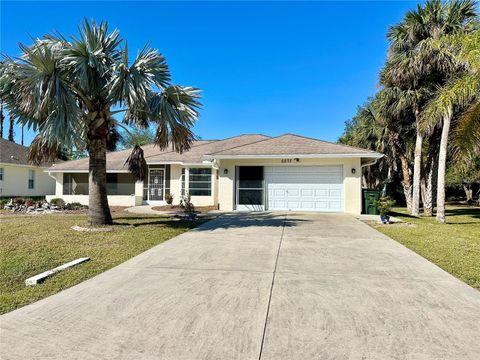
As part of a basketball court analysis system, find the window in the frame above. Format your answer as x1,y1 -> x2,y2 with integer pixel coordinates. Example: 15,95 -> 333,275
188,168 -> 211,196
106,173 -> 118,195
28,170 -> 35,189
0,167 -> 3,181
181,168 -> 186,195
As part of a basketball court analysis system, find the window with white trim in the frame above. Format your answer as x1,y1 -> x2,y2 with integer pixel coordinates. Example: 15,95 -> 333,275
181,168 -> 186,195
188,168 -> 211,196
28,170 -> 35,189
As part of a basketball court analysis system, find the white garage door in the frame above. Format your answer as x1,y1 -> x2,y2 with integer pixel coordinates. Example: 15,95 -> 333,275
265,166 -> 344,212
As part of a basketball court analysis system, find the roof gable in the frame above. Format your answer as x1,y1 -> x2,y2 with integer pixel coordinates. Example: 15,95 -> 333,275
205,134 -> 380,157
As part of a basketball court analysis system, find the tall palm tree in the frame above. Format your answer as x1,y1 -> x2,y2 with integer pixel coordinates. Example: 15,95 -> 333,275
421,30 -> 480,223
382,0 -> 477,216
0,20 -> 201,225
0,102 -> 4,138
7,115 -> 14,141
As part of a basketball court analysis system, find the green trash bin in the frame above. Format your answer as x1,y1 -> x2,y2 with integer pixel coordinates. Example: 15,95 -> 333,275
363,189 -> 381,215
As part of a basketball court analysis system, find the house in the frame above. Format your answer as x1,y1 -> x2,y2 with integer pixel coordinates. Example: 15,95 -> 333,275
45,134 -> 382,214
0,138 -> 57,198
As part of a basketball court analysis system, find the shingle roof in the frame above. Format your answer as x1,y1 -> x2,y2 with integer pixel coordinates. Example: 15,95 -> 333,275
48,135 -> 270,171
205,134 -> 381,157
47,133 -> 381,172
0,138 -> 56,167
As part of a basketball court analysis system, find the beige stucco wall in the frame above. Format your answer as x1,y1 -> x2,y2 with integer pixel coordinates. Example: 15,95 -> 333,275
48,172 -> 143,207
217,158 -> 362,214
0,164 -> 56,197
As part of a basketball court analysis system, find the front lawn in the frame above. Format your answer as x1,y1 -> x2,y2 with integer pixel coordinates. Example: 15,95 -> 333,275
369,206 -> 480,290
0,213 -> 207,314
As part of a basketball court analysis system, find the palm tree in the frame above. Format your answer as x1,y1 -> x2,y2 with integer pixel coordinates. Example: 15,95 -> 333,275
420,30 -> 480,223
0,20 -> 201,225
382,0 -> 477,216
0,102 -> 4,138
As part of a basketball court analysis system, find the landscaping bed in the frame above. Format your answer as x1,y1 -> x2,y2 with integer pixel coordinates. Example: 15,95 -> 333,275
0,213 -> 209,314
151,205 -> 217,213
367,206 -> 480,290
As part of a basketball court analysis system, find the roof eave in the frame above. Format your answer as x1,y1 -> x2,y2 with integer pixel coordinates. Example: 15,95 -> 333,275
203,153 -> 383,160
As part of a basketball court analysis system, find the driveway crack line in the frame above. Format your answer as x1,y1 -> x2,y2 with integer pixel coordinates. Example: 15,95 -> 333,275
258,214 -> 286,360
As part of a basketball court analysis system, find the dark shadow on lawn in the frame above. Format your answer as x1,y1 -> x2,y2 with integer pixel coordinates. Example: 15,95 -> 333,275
445,207 -> 480,219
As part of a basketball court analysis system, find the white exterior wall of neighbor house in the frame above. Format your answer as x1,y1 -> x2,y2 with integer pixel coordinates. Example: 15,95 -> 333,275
0,164 -> 56,197
45,172 -> 144,206
216,157 -> 362,214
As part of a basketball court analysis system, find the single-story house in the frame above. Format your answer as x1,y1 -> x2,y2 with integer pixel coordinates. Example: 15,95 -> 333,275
0,138 -> 57,198
45,134 -> 382,214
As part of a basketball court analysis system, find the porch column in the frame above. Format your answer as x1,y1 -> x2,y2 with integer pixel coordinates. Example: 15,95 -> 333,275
135,179 -> 144,205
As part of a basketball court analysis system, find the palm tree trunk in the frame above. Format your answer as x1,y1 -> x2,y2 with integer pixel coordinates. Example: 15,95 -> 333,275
411,130 -> 423,216
87,135 -> 113,226
436,112 -> 451,223
422,149 -> 437,217
463,185 -> 473,203
399,153 -> 413,212
8,116 -> 14,142
0,103 -> 4,139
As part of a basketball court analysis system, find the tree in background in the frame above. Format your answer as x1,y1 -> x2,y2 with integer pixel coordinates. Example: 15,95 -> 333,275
446,157 -> 480,203
0,20 -> 201,225
381,0 -> 477,216
119,127 -> 156,149
421,30 -> 480,222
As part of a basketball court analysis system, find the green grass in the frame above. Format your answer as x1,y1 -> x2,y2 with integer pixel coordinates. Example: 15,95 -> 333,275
0,213 -> 207,314
369,206 -> 480,290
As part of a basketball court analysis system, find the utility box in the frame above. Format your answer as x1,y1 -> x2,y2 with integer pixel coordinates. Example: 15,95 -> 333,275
363,189 -> 381,215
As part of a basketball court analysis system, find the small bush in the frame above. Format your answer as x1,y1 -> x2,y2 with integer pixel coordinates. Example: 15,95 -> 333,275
24,199 -> 34,207
180,193 -> 196,218
165,193 -> 174,205
65,202 -> 87,210
50,198 -> 66,208
374,196 -> 396,215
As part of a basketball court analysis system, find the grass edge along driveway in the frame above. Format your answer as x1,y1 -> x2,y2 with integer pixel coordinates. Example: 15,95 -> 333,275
368,206 -> 480,291
0,213 -> 208,314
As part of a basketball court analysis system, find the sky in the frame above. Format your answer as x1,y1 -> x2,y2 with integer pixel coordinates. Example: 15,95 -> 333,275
1,1 -> 421,146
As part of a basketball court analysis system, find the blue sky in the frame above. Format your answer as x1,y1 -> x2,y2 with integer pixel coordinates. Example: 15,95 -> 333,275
1,1 -> 420,146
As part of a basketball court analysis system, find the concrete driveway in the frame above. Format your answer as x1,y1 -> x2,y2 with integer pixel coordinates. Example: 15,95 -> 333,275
1,213 -> 479,359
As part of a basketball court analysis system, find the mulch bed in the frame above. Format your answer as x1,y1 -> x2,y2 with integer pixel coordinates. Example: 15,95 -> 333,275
152,205 -> 217,213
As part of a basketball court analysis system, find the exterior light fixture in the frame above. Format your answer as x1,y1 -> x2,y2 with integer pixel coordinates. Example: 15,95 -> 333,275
351,168 -> 356,174
224,169 -> 228,175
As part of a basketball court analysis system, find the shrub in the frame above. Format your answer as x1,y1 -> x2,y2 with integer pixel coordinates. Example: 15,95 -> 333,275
25,199 -> 34,207
374,196 -> 396,216
165,193 -> 174,205
180,193 -> 195,217
50,198 -> 66,208
65,202 -> 87,210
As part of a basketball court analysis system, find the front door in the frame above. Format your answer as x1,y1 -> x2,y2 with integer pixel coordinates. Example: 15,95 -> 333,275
149,169 -> 165,201
236,166 -> 264,211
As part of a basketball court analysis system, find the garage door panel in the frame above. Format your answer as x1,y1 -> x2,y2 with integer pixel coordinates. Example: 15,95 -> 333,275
265,166 -> 344,212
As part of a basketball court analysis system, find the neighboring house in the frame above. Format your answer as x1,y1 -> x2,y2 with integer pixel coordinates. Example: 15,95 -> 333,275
46,134 -> 382,214
0,138 -> 57,198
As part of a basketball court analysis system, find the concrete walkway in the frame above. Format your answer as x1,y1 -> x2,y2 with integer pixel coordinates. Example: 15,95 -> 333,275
1,213 -> 479,359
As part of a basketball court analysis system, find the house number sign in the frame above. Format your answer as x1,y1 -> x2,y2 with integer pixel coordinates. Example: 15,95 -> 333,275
281,158 -> 300,163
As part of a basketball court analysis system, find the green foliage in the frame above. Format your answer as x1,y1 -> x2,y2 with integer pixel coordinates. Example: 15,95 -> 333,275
65,202 -> 88,210
374,196 -> 396,215
119,127 -> 156,149
49,198 -> 66,208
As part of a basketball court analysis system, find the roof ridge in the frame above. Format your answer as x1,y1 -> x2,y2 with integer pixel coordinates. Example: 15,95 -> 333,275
142,139 -> 217,160
278,133 -> 377,154
206,134 -> 279,155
